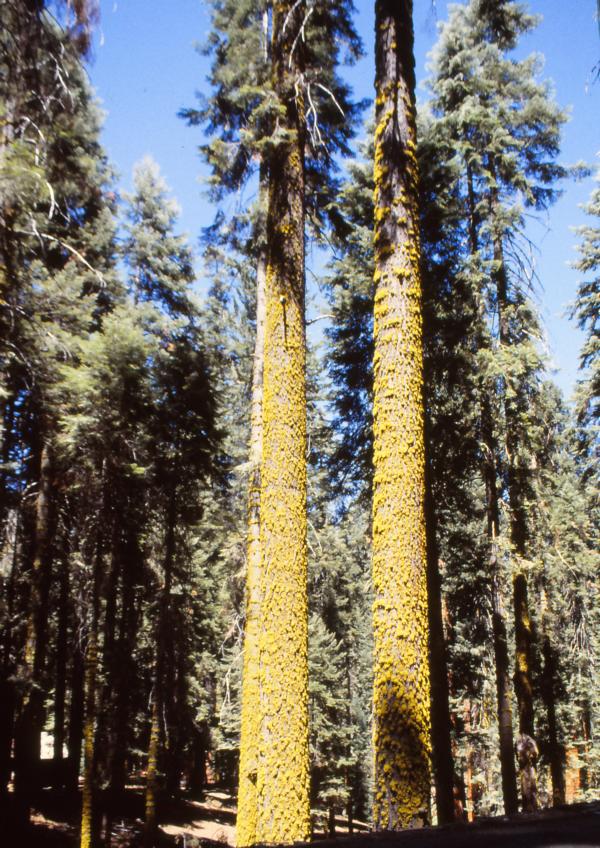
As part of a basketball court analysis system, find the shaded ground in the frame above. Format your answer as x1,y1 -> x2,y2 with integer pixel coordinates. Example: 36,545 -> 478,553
3,791 -> 600,847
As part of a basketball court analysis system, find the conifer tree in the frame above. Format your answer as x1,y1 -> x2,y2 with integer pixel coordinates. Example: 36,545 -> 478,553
371,0 -> 431,828
572,164 -> 600,430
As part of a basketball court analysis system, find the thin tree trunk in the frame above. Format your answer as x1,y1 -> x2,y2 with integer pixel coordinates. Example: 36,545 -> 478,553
14,438 -> 56,820
489,207 -> 539,812
424,444 -> 456,824
80,537 -> 103,848
252,3 -> 309,842
237,168 -> 268,847
0,511 -> 19,806
463,700 -> 475,823
371,0 -> 430,829
68,636 -> 85,797
144,493 -> 176,846
482,399 -> 519,816
541,635 -> 565,805
466,163 -> 518,816
53,550 -> 69,785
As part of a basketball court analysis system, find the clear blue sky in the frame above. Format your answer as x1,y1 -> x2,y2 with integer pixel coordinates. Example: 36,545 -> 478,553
89,0 -> 600,398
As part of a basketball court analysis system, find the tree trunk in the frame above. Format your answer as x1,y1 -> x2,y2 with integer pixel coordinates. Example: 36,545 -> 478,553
541,635 -> 565,805
68,636 -> 85,798
80,538 -> 103,848
251,3 -> 310,842
482,399 -> 519,816
237,170 -> 268,847
371,0 -> 430,829
14,438 -> 56,820
424,445 -> 456,824
144,493 -> 176,846
53,551 -> 70,785
489,210 -> 538,813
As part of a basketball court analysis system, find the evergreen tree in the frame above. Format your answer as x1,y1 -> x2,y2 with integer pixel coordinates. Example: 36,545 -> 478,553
371,0 -> 431,829
572,164 -> 600,430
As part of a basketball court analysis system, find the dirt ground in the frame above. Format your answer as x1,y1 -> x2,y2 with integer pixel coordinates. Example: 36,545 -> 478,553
6,792 -> 600,847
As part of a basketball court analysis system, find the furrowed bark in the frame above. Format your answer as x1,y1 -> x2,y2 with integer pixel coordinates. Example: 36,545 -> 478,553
14,438 -> 56,821
490,210 -> 538,813
253,2 -> 310,841
236,172 -> 268,846
372,0 -> 431,829
424,448 -> 456,824
80,540 -> 103,848
482,399 -> 519,816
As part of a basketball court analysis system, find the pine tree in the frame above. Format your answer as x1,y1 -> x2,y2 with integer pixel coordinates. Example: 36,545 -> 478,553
371,0 -> 431,828
572,164 -> 600,430
427,0 -> 568,812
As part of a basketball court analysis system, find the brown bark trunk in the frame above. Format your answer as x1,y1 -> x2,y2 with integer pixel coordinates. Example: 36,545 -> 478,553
14,439 -> 56,820
482,400 -> 519,816
488,194 -> 538,812
463,700 -> 474,823
53,551 -> 69,786
371,0 -> 431,829
424,449 -> 456,824
144,493 -> 176,846
68,637 -> 85,797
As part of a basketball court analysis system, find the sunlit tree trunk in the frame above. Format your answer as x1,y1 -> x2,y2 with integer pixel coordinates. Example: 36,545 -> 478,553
371,0 -> 431,829
236,172 -> 268,847
80,539 -> 103,848
252,2 -> 309,842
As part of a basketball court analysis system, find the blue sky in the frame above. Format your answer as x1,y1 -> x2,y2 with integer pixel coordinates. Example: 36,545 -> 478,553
89,0 -> 600,397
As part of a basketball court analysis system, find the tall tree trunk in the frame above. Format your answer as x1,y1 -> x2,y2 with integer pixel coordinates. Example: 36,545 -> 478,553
53,550 -> 70,785
237,170 -> 268,847
144,492 -> 176,846
371,0 -> 430,829
252,3 -> 309,842
482,401 -> 519,816
424,446 -> 455,824
0,511 -> 19,806
466,164 -> 518,816
541,634 -> 565,805
14,438 -> 56,821
80,535 -> 103,848
489,211 -> 538,812
68,637 -> 85,798
462,701 -> 474,822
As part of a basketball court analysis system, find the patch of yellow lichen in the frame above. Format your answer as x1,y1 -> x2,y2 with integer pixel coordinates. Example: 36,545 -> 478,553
80,627 -> 98,848
240,3 -> 311,844
371,1 -> 431,830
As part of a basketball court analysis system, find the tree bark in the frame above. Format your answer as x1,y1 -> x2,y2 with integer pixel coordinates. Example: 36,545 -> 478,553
237,168 -> 268,847
252,3 -> 310,842
53,550 -> 70,784
80,536 -> 103,848
424,447 -> 456,824
481,401 -> 519,816
371,0 -> 431,829
144,492 -> 176,846
14,438 -> 56,821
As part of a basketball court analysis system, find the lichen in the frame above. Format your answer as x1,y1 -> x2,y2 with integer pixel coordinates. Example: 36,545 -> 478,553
371,0 -> 431,830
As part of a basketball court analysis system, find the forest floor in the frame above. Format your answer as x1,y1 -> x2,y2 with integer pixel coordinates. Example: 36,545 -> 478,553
4,788 -> 600,847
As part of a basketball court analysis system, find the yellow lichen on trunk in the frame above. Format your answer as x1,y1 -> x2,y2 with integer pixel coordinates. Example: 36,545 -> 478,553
144,693 -> 160,846
252,3 -> 310,843
80,625 -> 98,848
236,241 -> 267,847
371,0 -> 431,830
